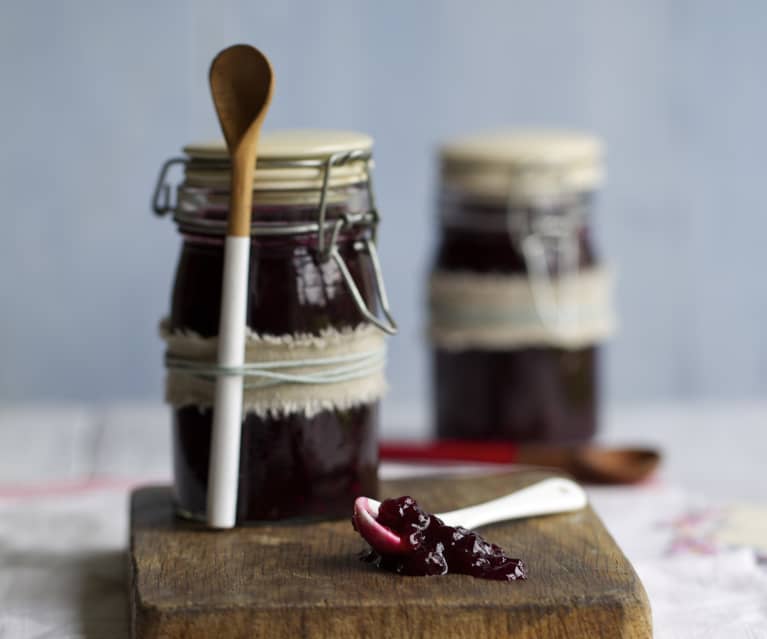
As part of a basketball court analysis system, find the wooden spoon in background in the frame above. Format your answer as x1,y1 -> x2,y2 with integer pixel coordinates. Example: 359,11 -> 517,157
379,440 -> 661,485
206,45 -> 274,529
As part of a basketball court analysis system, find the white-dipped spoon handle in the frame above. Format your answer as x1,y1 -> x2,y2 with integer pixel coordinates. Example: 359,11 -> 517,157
436,478 -> 588,529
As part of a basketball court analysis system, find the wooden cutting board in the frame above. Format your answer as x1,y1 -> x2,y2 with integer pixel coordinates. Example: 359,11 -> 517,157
129,471 -> 651,638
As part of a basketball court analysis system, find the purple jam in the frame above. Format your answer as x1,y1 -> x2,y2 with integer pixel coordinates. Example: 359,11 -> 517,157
433,196 -> 599,443
169,198 -> 379,522
355,496 -> 527,581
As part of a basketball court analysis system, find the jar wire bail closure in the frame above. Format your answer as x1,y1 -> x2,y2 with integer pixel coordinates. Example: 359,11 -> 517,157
504,176 -> 584,341
152,152 -> 397,336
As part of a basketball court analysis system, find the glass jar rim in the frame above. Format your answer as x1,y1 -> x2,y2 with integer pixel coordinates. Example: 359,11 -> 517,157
153,130 -> 379,241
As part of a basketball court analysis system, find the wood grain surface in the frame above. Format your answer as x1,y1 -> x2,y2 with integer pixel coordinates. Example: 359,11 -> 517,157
129,471 -> 652,638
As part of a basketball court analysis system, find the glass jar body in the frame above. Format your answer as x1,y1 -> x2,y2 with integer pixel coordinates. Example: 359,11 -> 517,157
168,186 -> 380,522
431,191 -> 601,443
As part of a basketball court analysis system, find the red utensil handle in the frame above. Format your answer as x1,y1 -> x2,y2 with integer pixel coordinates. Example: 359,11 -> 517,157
379,440 -> 519,464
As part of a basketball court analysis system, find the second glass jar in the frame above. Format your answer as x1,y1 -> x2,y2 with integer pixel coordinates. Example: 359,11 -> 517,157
429,130 -> 614,443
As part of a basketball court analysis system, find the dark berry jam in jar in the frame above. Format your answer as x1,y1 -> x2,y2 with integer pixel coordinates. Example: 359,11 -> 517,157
430,131 -> 614,443
152,130 -> 397,523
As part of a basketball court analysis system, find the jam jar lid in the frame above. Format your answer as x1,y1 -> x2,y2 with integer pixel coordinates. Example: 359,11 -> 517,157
440,129 -> 605,203
182,129 -> 374,193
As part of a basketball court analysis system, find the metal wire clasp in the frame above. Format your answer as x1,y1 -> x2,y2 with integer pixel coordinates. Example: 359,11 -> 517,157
312,151 -> 397,335
506,186 -> 583,338
151,157 -> 186,216
330,221 -> 398,336
151,149 -> 398,336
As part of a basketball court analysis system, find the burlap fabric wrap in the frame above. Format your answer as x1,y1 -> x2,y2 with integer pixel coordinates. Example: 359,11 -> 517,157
429,266 -> 615,351
161,319 -> 386,417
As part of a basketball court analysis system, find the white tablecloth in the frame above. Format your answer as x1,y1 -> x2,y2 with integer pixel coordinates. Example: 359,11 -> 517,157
0,401 -> 766,638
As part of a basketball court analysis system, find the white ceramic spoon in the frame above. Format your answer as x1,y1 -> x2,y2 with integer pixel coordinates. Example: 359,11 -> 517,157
353,477 -> 588,555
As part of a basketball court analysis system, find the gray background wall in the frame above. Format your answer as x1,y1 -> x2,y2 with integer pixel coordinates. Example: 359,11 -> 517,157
2,1 -> 766,410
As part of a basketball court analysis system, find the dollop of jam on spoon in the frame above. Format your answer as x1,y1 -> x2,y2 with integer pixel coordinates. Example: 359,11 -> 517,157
352,495 -> 527,581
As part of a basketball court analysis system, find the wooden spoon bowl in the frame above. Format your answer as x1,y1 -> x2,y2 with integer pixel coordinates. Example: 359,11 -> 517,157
570,446 -> 661,485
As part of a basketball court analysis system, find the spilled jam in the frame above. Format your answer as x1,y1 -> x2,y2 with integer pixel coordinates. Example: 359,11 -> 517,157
355,496 -> 527,581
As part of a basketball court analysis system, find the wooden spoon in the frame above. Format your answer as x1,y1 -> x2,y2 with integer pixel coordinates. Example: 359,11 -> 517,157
379,440 -> 661,485
206,45 -> 274,529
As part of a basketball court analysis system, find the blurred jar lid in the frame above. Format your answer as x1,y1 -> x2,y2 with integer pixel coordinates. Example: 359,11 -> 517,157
182,129 -> 373,193
440,129 -> 605,202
